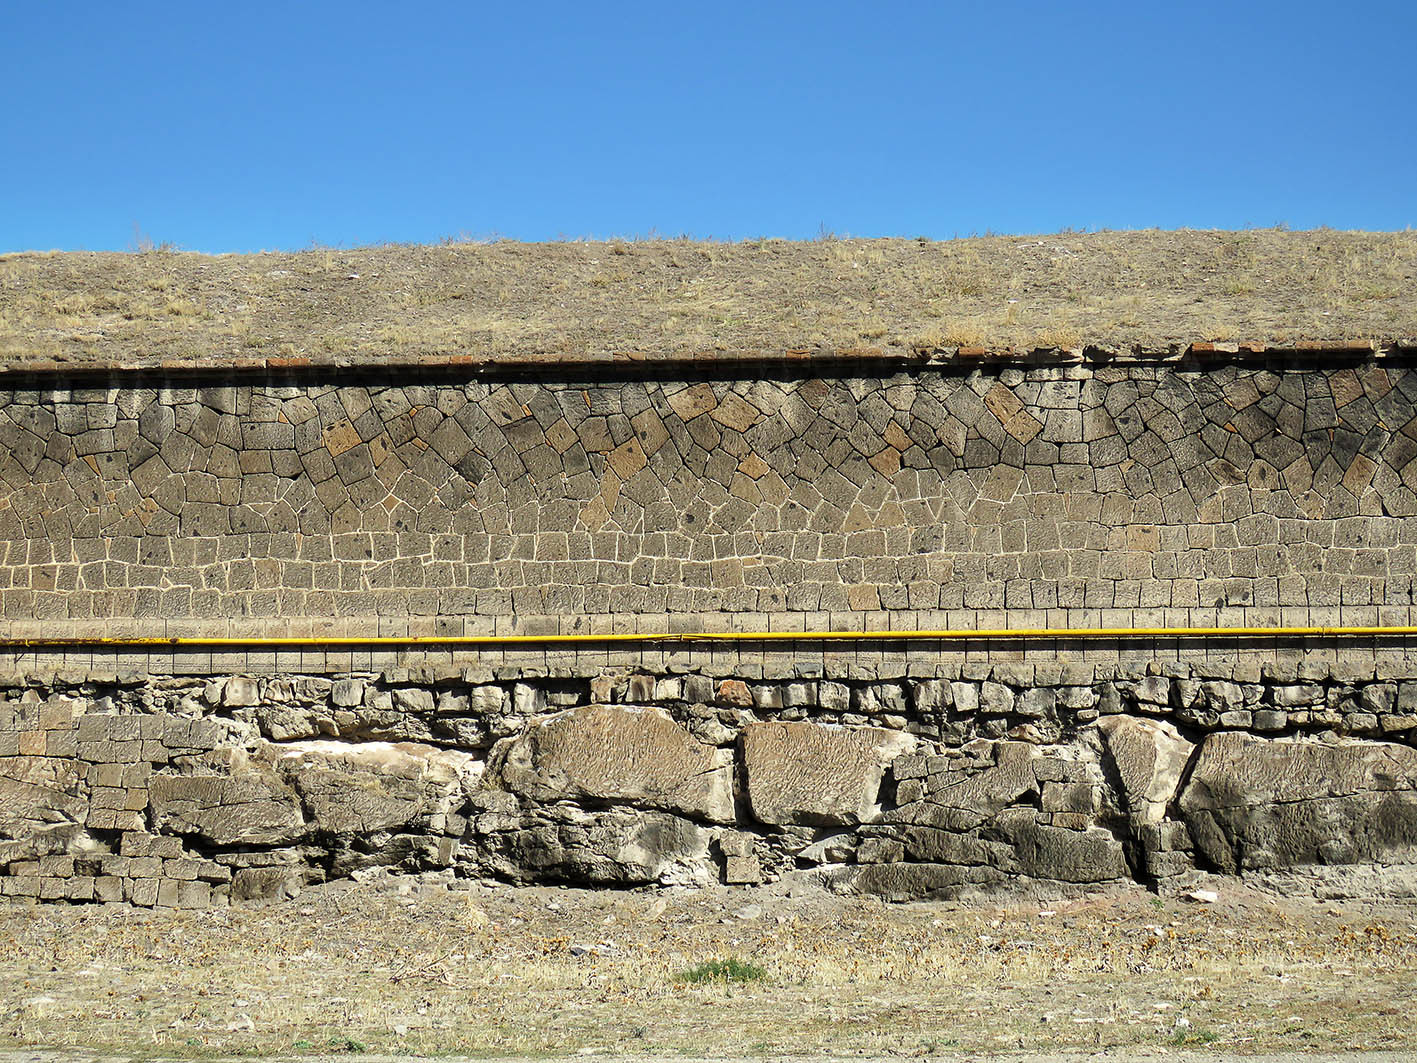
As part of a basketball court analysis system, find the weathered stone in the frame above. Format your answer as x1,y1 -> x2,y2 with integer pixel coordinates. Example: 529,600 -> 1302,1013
331,679 -> 365,707
979,682 -> 1015,715
0,755 -> 87,835
906,741 -> 1041,829
716,679 -> 753,707
1015,688 -> 1056,718
392,688 -> 436,713
839,860 -> 1006,901
741,721 -> 914,826
148,751 -> 304,846
496,704 -> 733,823
470,807 -> 711,886
272,740 -> 480,835
1180,733 -> 1417,873
223,678 -> 259,707
1008,821 -> 1129,883
1097,716 -> 1194,826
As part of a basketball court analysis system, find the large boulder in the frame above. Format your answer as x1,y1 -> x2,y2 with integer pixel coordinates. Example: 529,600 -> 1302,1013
1180,733 -> 1417,873
272,740 -> 480,836
148,750 -> 304,846
469,805 -> 711,886
496,704 -> 733,823
850,739 -> 1130,898
0,755 -> 87,835
741,721 -> 915,826
1008,821 -> 1130,883
1097,716 -> 1194,826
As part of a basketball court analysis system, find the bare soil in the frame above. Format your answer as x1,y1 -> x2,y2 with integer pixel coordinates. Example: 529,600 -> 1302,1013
2,873 -> 1414,1058
2,230 -> 1414,365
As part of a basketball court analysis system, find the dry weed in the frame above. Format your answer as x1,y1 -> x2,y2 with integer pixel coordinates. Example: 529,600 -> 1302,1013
0,230 -> 1412,365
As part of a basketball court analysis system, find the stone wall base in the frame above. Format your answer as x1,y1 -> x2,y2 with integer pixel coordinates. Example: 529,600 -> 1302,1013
3,657 -> 1417,907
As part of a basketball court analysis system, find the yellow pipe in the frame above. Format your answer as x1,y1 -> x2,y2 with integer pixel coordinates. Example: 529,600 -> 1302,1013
1,625 -> 1415,648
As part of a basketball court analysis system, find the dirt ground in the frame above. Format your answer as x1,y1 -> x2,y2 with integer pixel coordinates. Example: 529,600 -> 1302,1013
2,871 -> 1414,1059
2,229 -> 1414,363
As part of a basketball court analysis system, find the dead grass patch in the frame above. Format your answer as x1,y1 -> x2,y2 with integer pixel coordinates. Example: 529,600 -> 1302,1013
0,878 -> 1413,1057
0,229 -> 1414,365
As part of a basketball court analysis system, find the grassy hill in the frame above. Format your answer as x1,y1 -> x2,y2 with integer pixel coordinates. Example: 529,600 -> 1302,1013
1,228 -> 1414,364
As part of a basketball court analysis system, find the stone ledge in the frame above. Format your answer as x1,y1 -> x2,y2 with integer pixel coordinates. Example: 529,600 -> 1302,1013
0,339 -> 1409,380
0,606 -> 1413,643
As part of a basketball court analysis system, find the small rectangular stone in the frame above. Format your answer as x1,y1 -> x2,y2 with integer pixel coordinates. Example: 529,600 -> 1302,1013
38,855 -> 74,876
155,878 -> 181,908
125,878 -> 159,906
3,876 -> 39,897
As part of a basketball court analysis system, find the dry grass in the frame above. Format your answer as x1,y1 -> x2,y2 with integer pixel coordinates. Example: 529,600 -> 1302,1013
1,877 -> 1413,1057
0,229 -> 1414,364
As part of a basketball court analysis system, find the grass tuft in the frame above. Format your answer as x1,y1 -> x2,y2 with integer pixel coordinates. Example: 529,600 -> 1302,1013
675,956 -> 769,985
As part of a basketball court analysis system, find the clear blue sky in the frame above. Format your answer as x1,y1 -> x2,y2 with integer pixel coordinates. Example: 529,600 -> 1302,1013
4,1 -> 1414,252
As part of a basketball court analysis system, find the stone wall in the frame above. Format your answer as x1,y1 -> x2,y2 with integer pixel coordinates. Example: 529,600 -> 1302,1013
5,658 -> 1417,907
0,354 -> 1414,638
2,351 -> 1417,907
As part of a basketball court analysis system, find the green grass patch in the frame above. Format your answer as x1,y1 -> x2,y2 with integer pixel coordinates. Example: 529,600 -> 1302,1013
675,956 -> 769,985
1169,1026 -> 1219,1046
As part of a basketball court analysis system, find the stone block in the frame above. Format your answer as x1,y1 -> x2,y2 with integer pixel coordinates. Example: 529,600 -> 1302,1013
497,704 -> 733,823
1182,731 -> 1417,873
741,720 -> 914,826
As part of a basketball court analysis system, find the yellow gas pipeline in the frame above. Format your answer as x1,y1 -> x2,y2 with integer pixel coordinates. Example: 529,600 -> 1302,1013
1,624 -> 1415,648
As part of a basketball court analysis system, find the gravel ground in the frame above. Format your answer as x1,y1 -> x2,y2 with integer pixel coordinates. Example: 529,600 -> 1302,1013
2,873 -> 1415,1058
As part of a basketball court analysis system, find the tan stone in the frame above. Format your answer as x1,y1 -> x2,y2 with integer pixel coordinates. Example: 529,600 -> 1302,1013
667,382 -> 717,421
868,447 -> 901,477
608,437 -> 648,479
497,704 -> 733,823
884,421 -> 911,452
846,585 -> 881,610
738,453 -> 770,480
1125,525 -> 1160,552
742,721 -> 915,826
1342,454 -> 1377,495
17,731 -> 45,756
709,392 -> 761,433
577,494 -> 610,532
1096,716 -> 1193,826
546,417 -> 578,454
596,470 -> 622,513
984,382 -> 1043,444
322,419 -> 361,457
1330,368 -> 1363,408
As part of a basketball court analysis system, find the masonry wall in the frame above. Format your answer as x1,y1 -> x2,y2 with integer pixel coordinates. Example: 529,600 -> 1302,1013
0,355 -> 1413,642
3,352 -> 1417,909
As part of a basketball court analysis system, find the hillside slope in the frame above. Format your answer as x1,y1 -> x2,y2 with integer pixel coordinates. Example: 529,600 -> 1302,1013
1,229 -> 1414,365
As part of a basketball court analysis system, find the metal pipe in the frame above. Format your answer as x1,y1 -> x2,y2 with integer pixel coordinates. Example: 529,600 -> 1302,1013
0,625 -> 1414,648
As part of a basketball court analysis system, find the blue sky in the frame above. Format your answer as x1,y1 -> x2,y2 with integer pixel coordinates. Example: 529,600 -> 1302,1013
3,1 -> 1414,252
